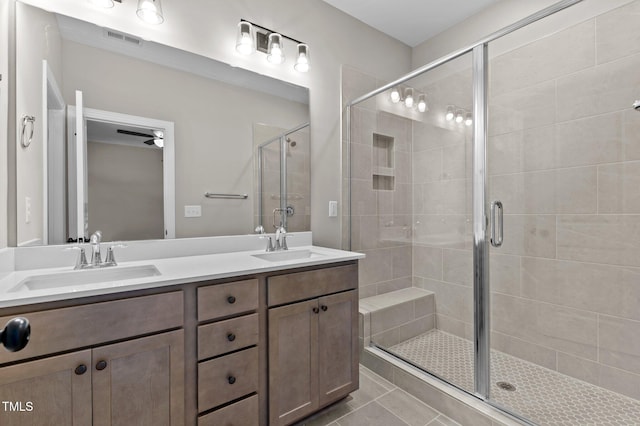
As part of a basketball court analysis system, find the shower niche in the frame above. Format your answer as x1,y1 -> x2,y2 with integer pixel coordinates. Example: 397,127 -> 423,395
372,133 -> 394,190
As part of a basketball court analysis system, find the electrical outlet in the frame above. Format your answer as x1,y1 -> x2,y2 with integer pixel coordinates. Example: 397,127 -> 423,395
184,205 -> 202,218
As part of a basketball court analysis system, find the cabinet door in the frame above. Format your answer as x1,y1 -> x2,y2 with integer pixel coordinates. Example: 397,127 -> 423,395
92,330 -> 185,426
0,350 -> 92,426
317,290 -> 359,407
268,299 -> 319,426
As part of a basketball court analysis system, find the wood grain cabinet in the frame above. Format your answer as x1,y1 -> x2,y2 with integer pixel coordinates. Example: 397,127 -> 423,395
268,264 -> 359,426
0,292 -> 185,426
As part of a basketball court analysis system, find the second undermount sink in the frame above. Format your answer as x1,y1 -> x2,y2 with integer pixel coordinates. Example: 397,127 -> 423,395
252,249 -> 324,263
10,264 -> 161,292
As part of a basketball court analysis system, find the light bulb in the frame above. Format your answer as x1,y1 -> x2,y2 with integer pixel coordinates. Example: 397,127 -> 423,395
267,33 -> 284,64
294,44 -> 310,72
90,0 -> 114,8
236,22 -> 254,55
404,88 -> 414,108
465,113 -> 472,126
154,139 -> 164,148
417,95 -> 427,113
137,0 -> 164,24
445,105 -> 455,121
455,110 -> 464,123
390,88 -> 400,103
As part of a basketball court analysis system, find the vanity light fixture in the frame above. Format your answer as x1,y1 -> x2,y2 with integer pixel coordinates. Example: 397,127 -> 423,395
445,105 -> 455,121
404,88 -> 414,108
136,0 -> 164,25
236,20 -> 309,73
390,87 -> 401,103
417,94 -> 428,113
294,43 -> 310,73
236,21 -> 255,55
267,33 -> 285,64
465,113 -> 473,126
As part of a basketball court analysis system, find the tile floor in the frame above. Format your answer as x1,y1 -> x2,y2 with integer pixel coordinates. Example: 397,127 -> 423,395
294,365 -> 460,426
389,329 -> 640,426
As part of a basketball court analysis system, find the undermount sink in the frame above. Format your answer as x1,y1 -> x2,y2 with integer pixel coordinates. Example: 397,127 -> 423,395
11,264 -> 161,292
252,249 -> 323,262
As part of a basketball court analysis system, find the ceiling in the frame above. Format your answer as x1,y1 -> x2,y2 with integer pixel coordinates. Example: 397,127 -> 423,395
322,0 -> 501,47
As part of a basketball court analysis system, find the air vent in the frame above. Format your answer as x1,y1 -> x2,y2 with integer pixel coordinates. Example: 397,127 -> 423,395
104,29 -> 143,47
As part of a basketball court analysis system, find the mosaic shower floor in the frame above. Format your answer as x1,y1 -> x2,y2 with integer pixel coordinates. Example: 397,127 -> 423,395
387,329 -> 640,426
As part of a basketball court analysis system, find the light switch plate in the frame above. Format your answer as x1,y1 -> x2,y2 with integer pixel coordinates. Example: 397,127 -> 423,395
328,201 -> 338,217
184,205 -> 202,218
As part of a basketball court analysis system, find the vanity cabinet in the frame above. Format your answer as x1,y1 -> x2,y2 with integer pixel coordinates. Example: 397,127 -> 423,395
196,279 -> 260,425
0,293 -> 185,426
267,264 -> 359,426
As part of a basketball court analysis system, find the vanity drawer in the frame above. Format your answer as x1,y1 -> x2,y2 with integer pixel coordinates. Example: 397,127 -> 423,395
197,279 -> 258,322
268,263 -> 357,306
198,313 -> 258,360
198,347 -> 259,411
198,394 -> 258,426
0,292 -> 183,365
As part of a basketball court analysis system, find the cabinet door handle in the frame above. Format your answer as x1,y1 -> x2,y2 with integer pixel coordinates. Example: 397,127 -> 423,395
74,364 -> 87,375
321,305 -> 328,311
227,295 -> 236,304
312,307 -> 319,314
227,375 -> 236,385
227,333 -> 236,342
95,360 -> 108,371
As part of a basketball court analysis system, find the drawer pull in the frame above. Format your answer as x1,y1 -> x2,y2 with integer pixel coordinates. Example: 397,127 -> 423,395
74,364 -> 87,375
312,307 -> 319,314
96,360 -> 108,371
227,296 -> 236,304
227,333 -> 236,342
321,305 -> 328,311
227,375 -> 236,385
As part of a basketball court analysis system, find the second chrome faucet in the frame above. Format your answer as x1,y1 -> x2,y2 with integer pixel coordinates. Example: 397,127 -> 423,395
71,231 -> 126,269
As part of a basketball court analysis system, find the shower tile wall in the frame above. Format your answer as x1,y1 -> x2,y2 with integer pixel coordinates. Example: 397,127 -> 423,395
343,66 -> 415,299
486,0 -> 640,401
346,0 -> 640,404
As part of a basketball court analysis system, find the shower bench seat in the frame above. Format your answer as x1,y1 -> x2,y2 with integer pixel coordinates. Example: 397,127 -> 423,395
359,287 -> 435,349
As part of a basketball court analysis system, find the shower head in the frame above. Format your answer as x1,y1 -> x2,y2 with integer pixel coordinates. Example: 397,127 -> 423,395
286,137 -> 297,147
634,100 -> 640,111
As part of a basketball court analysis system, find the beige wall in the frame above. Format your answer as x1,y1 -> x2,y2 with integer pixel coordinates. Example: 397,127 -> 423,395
15,2 -> 63,245
17,0 -> 412,248
87,141 -> 164,242
62,40 -> 308,238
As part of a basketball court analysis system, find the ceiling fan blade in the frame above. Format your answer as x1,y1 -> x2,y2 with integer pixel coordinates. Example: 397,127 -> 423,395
117,129 -> 155,138
143,139 -> 155,145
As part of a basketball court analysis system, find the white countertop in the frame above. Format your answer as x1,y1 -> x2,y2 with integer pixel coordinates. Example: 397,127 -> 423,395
0,245 -> 364,309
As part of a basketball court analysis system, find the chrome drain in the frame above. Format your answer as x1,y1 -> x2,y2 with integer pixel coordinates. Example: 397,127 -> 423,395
496,381 -> 516,392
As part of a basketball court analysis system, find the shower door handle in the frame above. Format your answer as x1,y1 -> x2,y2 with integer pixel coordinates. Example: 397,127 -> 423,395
490,200 -> 503,248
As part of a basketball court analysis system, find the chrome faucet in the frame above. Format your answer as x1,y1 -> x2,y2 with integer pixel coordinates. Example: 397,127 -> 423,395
68,231 -> 126,269
274,226 -> 290,251
90,231 -> 103,267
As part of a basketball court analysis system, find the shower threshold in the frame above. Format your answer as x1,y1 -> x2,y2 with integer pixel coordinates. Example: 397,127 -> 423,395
374,329 -> 640,426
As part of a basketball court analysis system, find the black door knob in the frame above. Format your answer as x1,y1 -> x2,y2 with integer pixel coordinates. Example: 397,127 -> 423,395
321,305 -> 328,311
75,364 -> 87,375
96,360 -> 108,370
0,317 -> 30,352
312,307 -> 319,314
227,296 -> 236,304
227,333 -> 236,342
227,375 -> 236,385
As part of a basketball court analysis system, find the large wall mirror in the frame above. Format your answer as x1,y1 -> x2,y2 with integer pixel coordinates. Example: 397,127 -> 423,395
14,1 -> 310,246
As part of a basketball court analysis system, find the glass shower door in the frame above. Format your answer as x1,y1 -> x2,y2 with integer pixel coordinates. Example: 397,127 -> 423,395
349,52 -> 478,395
486,2 -> 640,423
